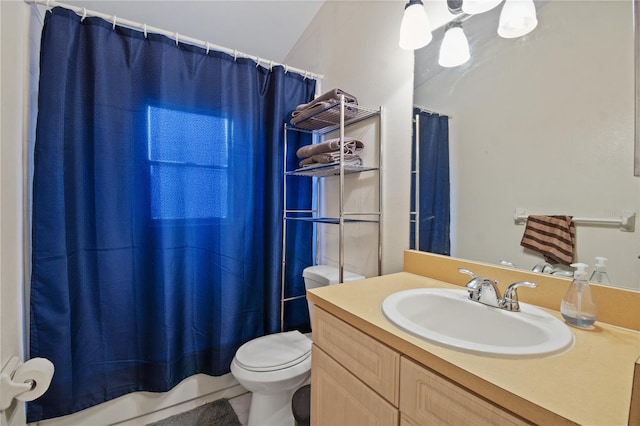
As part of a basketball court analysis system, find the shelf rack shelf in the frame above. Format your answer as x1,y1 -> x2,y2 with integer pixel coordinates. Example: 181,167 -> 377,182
286,217 -> 380,225
286,164 -> 379,177
280,95 -> 383,331
288,101 -> 380,135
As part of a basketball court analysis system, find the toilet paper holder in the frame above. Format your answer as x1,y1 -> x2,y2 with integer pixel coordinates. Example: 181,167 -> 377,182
0,357 -> 38,411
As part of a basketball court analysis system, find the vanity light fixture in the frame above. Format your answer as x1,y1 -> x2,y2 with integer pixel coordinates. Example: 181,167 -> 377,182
438,22 -> 471,67
498,0 -> 538,38
461,0 -> 503,15
400,0 -> 537,57
399,0 -> 433,50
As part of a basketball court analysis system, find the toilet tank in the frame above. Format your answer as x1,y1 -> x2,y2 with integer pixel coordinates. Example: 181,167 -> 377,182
303,265 -> 365,323
302,265 -> 365,290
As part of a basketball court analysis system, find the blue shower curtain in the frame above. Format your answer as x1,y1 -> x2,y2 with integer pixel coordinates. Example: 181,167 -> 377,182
410,108 -> 450,254
29,7 -> 315,421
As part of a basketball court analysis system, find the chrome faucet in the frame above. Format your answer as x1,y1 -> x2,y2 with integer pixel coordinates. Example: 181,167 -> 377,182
458,268 -> 500,306
532,261 -> 554,274
458,268 -> 537,312
532,261 -> 573,277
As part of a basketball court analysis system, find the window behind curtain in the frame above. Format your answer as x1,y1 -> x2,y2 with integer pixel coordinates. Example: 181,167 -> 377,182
148,106 -> 229,220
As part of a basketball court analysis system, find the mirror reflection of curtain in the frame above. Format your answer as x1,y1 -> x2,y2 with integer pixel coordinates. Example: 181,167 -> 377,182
410,108 -> 451,254
29,7 -> 316,422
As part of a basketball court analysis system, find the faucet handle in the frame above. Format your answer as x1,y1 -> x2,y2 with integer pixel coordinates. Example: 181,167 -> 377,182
458,268 -> 479,298
457,268 -> 476,279
502,281 -> 537,312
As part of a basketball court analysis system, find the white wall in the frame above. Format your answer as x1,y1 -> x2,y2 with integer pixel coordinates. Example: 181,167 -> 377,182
284,1 -> 415,276
415,0 -> 640,289
1,1 -> 28,425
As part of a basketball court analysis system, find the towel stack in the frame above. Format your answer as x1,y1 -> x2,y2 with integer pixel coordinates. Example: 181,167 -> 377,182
290,88 -> 358,130
296,137 -> 364,168
520,215 -> 576,265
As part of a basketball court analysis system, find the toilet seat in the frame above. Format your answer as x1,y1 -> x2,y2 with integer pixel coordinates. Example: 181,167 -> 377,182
235,331 -> 311,372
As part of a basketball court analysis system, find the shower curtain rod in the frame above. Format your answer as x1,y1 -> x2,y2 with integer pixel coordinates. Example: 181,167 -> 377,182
26,0 -> 324,81
413,104 -> 452,118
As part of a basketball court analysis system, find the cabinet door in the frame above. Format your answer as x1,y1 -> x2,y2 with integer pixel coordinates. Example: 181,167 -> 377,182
313,306 -> 400,405
400,357 -> 530,426
311,346 -> 399,426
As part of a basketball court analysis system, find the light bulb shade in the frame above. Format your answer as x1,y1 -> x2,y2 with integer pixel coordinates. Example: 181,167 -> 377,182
399,0 -> 432,50
498,0 -> 538,38
438,24 -> 470,68
461,0 -> 503,15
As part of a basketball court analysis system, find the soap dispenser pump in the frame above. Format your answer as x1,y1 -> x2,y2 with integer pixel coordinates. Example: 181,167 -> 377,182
561,263 -> 597,328
589,256 -> 611,285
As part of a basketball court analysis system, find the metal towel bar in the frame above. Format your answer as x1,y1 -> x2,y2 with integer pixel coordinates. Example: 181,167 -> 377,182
513,208 -> 636,232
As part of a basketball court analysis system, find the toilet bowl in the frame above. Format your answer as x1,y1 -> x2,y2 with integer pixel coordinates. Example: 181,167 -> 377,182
230,331 -> 312,426
230,265 -> 364,426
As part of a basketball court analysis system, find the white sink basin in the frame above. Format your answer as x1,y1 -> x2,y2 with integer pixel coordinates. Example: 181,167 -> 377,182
381,288 -> 573,358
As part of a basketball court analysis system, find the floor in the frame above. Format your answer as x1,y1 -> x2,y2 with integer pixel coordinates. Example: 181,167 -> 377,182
228,392 -> 251,426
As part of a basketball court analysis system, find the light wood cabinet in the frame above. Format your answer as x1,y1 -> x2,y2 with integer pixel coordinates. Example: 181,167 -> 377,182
311,346 -> 398,426
312,307 -> 532,426
312,305 -> 399,405
400,357 -> 530,426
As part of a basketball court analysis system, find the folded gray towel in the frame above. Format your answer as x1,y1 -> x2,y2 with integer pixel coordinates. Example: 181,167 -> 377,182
300,156 -> 363,168
290,102 -> 358,129
294,88 -> 358,112
295,137 -> 364,159
290,89 -> 359,130
291,101 -> 332,119
299,153 -> 362,167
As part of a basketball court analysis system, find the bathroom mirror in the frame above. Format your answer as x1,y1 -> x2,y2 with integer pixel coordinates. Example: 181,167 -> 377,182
413,0 -> 640,290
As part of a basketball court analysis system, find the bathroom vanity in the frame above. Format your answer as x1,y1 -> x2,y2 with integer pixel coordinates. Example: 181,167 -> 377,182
307,250 -> 640,425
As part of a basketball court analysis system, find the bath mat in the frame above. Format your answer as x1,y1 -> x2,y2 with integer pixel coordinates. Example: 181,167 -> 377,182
146,398 -> 242,426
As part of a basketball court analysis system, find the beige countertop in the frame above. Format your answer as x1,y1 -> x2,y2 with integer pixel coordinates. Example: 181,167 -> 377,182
308,271 -> 640,425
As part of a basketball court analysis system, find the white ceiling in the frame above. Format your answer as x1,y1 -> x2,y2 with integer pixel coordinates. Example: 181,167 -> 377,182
63,0 -> 326,62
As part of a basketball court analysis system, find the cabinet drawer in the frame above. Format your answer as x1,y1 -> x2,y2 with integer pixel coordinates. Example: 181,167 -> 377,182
311,345 -> 399,426
400,357 -> 530,426
313,307 -> 400,406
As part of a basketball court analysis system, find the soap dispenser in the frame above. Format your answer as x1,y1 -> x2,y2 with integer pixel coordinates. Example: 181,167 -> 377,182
589,256 -> 611,285
561,263 -> 597,328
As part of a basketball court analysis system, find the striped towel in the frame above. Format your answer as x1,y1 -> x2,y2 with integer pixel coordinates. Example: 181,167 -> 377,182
520,215 -> 575,265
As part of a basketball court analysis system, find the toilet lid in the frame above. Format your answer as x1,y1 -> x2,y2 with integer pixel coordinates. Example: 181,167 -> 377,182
235,331 -> 312,372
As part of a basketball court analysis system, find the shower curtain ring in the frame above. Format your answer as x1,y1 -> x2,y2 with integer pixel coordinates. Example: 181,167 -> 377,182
233,50 -> 238,61
112,16 -> 117,30
206,42 -> 210,54
143,24 -> 147,38
175,32 -> 179,46
269,61 -> 274,71
256,58 -> 261,68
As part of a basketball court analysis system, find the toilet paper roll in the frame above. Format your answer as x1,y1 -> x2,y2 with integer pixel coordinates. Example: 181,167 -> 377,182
12,358 -> 54,402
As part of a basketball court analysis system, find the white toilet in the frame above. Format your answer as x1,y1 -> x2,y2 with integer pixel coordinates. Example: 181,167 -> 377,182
230,265 -> 365,426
